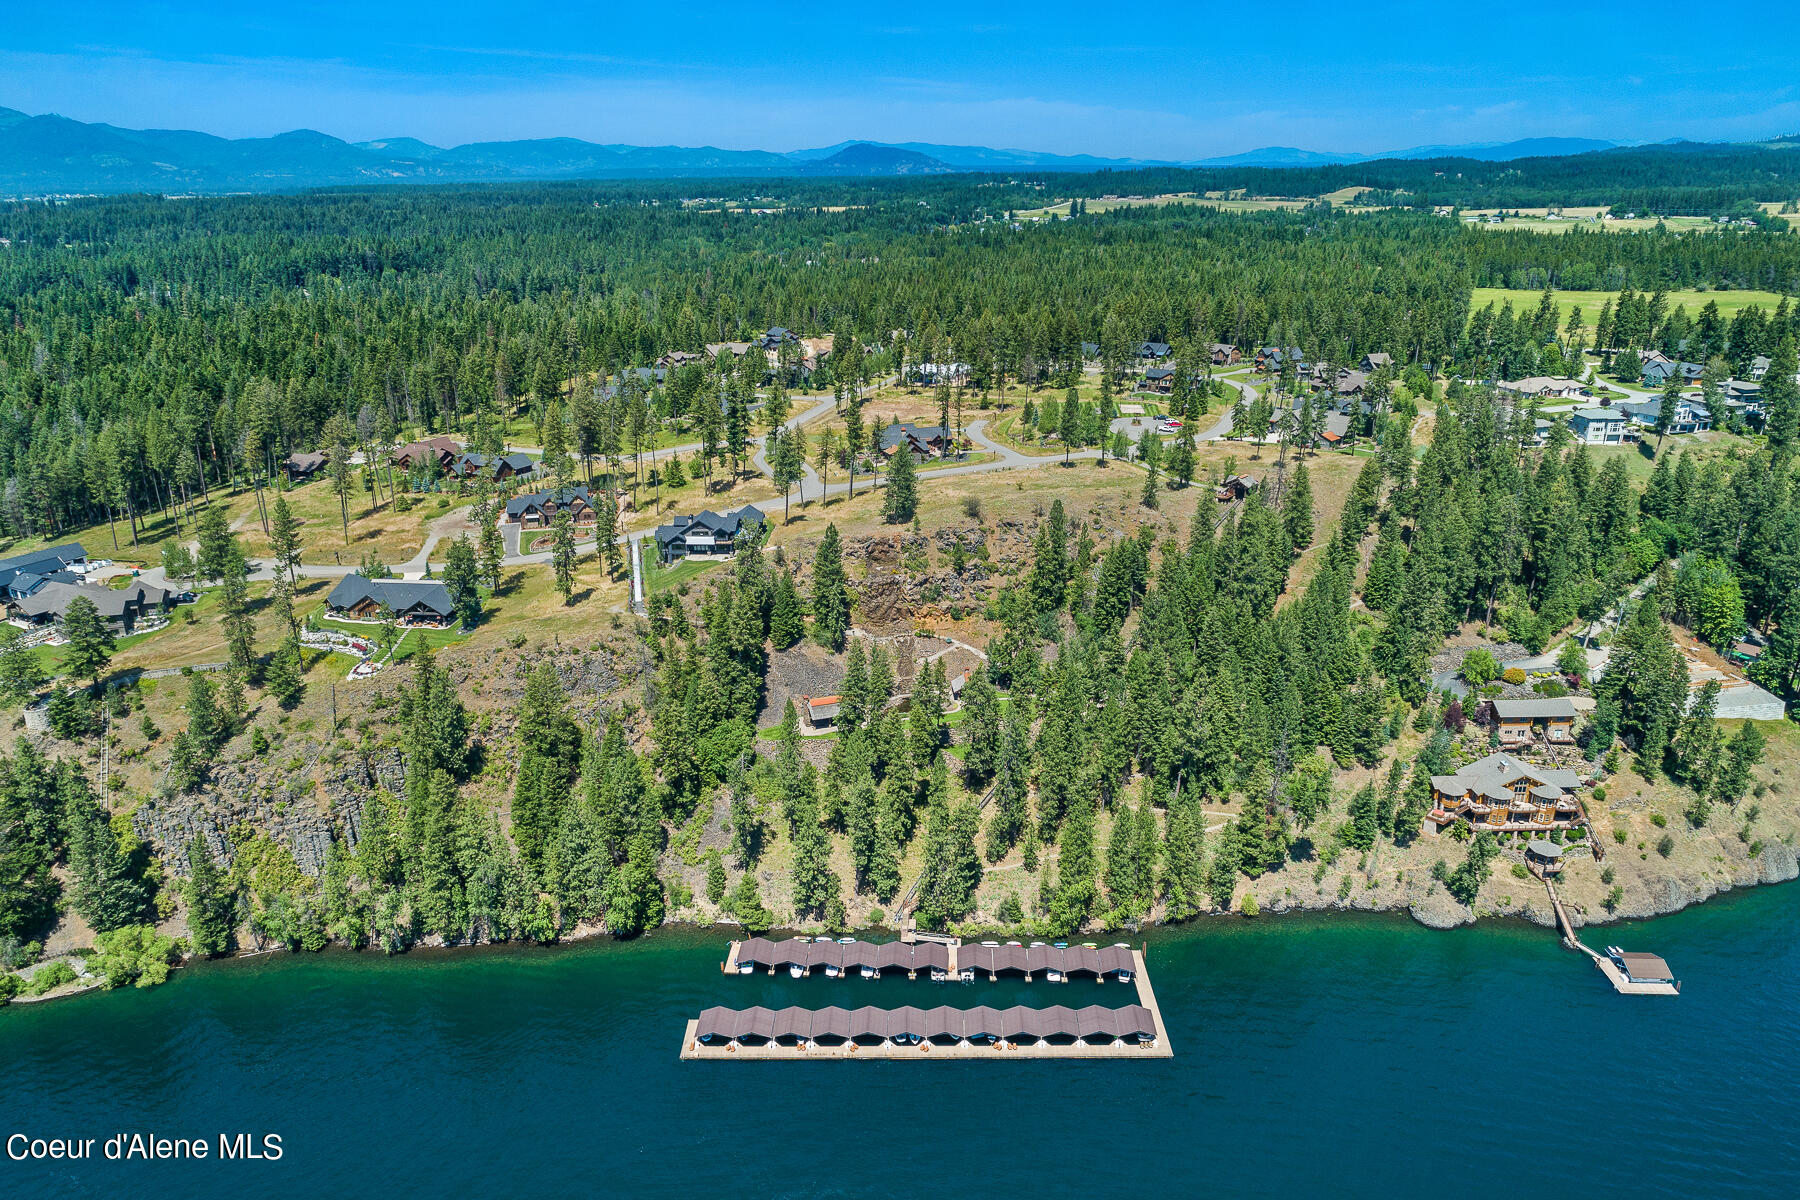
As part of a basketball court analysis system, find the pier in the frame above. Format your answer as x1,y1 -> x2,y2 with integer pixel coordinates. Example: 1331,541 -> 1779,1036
1541,874 -> 1680,996
684,946 -> 1173,1060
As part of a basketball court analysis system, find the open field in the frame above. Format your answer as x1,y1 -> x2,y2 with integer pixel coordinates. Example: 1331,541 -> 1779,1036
1469,286 -> 1790,323
1463,211 -> 1721,235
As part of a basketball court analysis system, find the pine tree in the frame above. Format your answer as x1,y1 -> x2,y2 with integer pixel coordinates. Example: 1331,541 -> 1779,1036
811,523 -> 851,651
769,571 -> 803,649
183,834 -> 236,956
269,494 -> 303,583
266,632 -> 305,709
550,510 -> 579,603
883,443 -> 918,523
60,594 -> 115,683
958,666 -> 1003,784
442,533 -> 482,627
476,494 -> 506,590
1163,783 -> 1205,917
1282,461 -> 1314,552
64,770 -> 148,932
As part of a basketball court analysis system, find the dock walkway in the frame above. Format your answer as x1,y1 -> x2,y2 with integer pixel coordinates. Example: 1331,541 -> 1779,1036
1542,875 -> 1679,996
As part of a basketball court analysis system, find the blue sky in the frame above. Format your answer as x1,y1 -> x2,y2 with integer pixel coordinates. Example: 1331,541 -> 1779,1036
8,3 -> 1798,158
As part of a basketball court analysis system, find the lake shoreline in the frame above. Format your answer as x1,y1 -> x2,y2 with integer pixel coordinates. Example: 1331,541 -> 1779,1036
12,856 -> 1796,1007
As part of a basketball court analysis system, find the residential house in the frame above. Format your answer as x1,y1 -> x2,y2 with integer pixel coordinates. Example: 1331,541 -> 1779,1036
325,575 -> 458,627
1482,697 -> 1579,746
879,420 -> 955,462
911,362 -> 970,386
803,694 -> 841,729
1620,396 -> 1712,435
449,452 -> 539,484
756,327 -> 798,351
657,350 -> 705,370
1210,343 -> 1240,366
1749,355 -> 1771,381
1133,341 -> 1172,361
284,450 -> 330,480
1499,376 -> 1586,400
1427,750 -> 1583,834
392,435 -> 461,472
0,543 -> 88,603
1080,342 -> 1101,361
1567,407 -> 1627,444
1720,381 -> 1765,428
1359,352 -> 1393,372
798,336 -> 834,371
1317,412 -> 1354,447
1216,474 -> 1259,501
11,577 -> 172,635
1140,367 -> 1175,394
504,485 -> 598,529
1334,369 -> 1369,398
704,341 -> 754,360
653,505 -> 766,563
1641,359 -> 1703,387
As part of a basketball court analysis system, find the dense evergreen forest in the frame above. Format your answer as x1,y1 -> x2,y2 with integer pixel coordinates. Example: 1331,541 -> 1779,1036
1,176 -> 1797,543
1,171 -> 1799,985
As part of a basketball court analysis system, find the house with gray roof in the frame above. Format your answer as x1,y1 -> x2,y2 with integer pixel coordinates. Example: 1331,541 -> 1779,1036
1482,697 -> 1579,745
0,543 -> 87,602
504,486 -> 597,529
1427,750 -> 1584,835
11,576 -> 171,634
325,575 -> 457,626
1620,397 -> 1712,435
878,420 -> 954,463
1568,407 -> 1627,444
449,451 -> 539,484
653,505 -> 766,563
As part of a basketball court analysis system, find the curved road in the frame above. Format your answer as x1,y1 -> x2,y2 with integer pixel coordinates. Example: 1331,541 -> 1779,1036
202,386 -> 1256,586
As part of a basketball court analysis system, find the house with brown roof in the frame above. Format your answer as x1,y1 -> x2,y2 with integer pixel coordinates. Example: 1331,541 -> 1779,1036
1426,750 -> 1583,835
391,435 -> 461,472
1482,697 -> 1578,746
283,450 -> 330,480
1210,343 -> 1240,366
1216,474 -> 1259,501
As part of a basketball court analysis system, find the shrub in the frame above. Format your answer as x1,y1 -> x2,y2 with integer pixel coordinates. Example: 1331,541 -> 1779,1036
1649,812 -> 1666,828
1655,833 -> 1675,858
1511,863 -> 1530,879
1591,784 -> 1607,803
1460,648 -> 1500,685
1612,828 -> 1627,844
1502,667 -> 1527,686
1605,885 -> 1625,911
25,960 -> 78,996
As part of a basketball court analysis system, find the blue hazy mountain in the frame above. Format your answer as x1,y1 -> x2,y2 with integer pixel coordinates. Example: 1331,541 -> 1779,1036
0,106 -> 1646,195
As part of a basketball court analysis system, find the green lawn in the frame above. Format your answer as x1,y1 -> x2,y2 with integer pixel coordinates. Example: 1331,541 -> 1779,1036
646,555 -> 727,595
1469,286 -> 1789,325
310,605 -> 467,663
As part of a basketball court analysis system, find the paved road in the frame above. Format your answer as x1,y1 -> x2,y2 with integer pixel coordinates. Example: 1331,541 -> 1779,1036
218,386 -> 1212,583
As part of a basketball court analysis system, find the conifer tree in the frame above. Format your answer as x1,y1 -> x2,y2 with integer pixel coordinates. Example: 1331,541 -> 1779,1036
883,442 -> 918,523
183,834 -> 236,957
811,523 -> 851,651
550,510 -> 579,603
60,594 -> 115,684
269,493 -> 303,583
769,571 -> 803,649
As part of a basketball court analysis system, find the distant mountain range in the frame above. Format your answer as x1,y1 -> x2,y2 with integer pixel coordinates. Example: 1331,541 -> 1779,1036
0,105 -> 1650,195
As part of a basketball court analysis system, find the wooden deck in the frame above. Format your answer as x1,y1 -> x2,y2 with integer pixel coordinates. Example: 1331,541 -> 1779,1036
682,949 -> 1173,1061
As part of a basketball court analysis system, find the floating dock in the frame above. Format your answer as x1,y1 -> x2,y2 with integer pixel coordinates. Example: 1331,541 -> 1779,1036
1542,876 -> 1679,996
682,947 -> 1172,1060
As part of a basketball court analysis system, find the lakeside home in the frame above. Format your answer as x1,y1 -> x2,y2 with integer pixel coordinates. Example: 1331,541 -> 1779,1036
1427,751 -> 1583,835
653,505 -> 766,563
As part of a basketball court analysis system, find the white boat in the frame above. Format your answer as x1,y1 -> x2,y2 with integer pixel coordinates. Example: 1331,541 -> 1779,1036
788,964 -> 807,979
1046,969 -> 1064,983
837,937 -> 856,945
929,968 -> 948,982
1117,971 -> 1133,983
860,965 -> 876,979
737,962 -> 756,975
824,965 -> 841,978
958,969 -> 975,983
